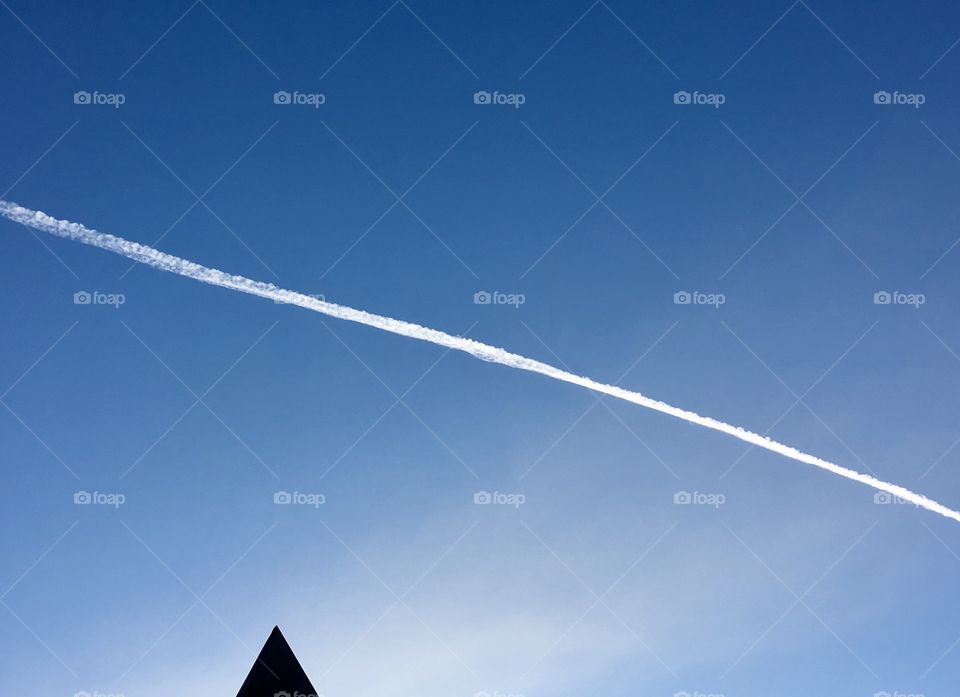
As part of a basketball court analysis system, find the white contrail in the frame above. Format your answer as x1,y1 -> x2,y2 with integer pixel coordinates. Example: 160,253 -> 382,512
2,200 -> 956,522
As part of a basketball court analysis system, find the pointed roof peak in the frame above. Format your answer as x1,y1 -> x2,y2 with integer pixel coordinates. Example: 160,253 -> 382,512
234,627 -> 318,697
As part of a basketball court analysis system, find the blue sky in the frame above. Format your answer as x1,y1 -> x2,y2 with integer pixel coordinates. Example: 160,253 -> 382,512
3,1 -> 960,696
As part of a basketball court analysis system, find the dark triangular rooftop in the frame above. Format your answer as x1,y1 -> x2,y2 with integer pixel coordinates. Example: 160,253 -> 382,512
235,626 -> 318,697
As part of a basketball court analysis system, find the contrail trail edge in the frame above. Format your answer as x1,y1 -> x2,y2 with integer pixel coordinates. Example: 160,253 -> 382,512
2,200 -> 956,523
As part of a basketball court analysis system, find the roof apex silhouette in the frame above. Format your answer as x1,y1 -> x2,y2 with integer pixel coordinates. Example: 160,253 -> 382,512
234,626 -> 318,697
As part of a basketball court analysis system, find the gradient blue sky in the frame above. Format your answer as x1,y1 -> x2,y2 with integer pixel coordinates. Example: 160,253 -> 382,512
3,1 -> 960,696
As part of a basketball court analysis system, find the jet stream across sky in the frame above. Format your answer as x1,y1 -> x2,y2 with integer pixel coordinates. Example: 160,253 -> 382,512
2,199 -> 957,523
